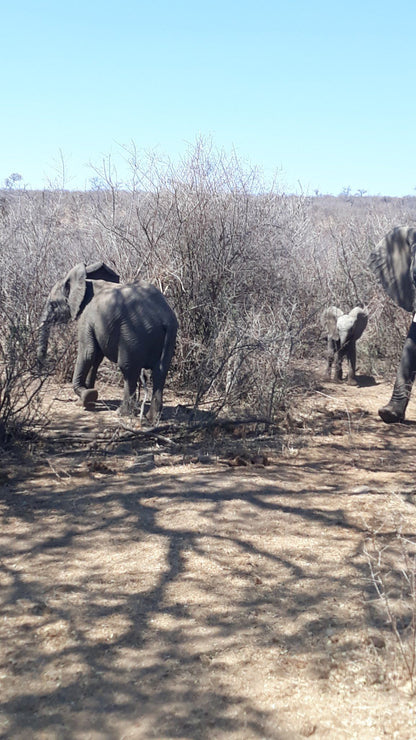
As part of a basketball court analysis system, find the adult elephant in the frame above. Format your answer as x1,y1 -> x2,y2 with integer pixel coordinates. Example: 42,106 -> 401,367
321,305 -> 368,384
369,226 -> 416,423
37,262 -> 178,424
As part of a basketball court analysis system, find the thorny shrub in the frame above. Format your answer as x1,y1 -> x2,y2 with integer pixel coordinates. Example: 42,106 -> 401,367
0,318 -> 45,443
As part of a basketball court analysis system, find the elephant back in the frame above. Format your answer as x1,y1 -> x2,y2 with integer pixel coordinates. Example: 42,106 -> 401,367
91,281 -> 178,331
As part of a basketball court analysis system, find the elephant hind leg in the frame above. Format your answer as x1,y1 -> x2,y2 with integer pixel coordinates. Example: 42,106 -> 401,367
325,338 -> 336,379
345,341 -> 358,385
334,352 -> 343,382
119,368 -> 140,416
147,366 -> 167,426
147,327 -> 176,425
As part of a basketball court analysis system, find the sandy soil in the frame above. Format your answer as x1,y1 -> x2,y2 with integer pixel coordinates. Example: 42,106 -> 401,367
1,370 -> 416,739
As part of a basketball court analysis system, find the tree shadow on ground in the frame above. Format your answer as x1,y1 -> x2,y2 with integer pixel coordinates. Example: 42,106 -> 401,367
0,451 -> 412,739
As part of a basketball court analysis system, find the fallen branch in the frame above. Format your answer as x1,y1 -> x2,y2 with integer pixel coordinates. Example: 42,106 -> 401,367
118,420 -> 177,446
36,415 -> 276,449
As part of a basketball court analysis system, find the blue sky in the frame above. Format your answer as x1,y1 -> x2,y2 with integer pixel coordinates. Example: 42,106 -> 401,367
2,0 -> 416,195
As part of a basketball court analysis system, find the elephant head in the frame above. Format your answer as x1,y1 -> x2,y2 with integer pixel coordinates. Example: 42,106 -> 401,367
369,226 -> 416,312
320,306 -> 343,341
37,261 -> 120,363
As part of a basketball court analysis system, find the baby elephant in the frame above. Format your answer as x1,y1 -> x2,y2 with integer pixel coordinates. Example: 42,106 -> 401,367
321,306 -> 368,384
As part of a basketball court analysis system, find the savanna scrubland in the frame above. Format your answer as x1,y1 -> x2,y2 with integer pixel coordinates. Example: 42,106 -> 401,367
1,143 -> 415,437
2,144 -> 416,738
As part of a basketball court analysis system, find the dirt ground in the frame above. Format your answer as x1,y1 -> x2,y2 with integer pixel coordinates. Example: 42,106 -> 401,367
1,368 -> 416,739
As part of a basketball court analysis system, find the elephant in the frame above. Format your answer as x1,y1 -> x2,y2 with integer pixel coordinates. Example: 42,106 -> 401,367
369,226 -> 416,423
37,261 -> 178,424
321,305 -> 368,384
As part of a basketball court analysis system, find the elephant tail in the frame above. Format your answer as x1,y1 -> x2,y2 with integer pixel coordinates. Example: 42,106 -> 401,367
159,317 -> 178,375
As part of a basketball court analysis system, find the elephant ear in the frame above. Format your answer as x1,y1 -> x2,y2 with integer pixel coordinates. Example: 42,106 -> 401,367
62,263 -> 88,319
85,262 -> 120,283
369,227 -> 416,312
62,262 -> 120,319
350,307 -> 368,341
320,306 -> 343,340
337,307 -> 368,345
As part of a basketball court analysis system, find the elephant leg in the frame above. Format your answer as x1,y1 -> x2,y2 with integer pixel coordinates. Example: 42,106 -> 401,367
334,350 -> 343,382
147,366 -> 167,426
379,323 -> 416,423
86,351 -> 104,389
325,338 -> 335,379
72,341 -> 103,408
119,368 -> 140,416
146,329 -> 176,425
346,341 -> 357,385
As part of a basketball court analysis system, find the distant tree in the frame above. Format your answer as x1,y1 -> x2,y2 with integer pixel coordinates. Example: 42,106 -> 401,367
4,173 -> 23,189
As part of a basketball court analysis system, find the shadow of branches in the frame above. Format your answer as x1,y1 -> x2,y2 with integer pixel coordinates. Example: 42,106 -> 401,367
0,446 -> 404,739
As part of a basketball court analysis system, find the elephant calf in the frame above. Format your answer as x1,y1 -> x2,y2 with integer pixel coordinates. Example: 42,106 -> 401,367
321,306 -> 368,384
37,261 -> 178,424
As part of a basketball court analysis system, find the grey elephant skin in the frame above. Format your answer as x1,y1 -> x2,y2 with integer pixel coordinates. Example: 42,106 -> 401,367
37,262 -> 178,424
321,306 -> 368,384
370,226 -> 416,423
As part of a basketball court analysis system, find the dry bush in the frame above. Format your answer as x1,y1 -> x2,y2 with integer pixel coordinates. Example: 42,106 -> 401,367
88,140 -> 324,419
2,146 -> 416,437
0,298 -> 47,443
0,188 -> 84,442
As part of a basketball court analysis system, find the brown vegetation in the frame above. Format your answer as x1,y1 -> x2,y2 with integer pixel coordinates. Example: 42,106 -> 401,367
1,142 -> 415,438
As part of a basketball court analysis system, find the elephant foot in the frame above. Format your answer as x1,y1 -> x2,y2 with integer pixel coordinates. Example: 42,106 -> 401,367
146,405 -> 162,427
378,404 -> 404,424
81,388 -> 98,408
119,400 -> 137,417
347,377 -> 358,386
